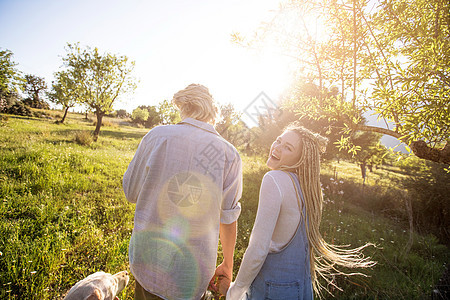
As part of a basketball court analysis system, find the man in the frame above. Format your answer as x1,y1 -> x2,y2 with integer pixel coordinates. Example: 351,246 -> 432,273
123,84 -> 242,300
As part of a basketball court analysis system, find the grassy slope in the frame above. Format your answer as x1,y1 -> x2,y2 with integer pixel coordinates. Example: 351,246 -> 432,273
0,112 -> 448,299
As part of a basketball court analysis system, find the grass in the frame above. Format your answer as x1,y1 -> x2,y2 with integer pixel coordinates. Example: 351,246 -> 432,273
0,112 -> 145,299
0,110 -> 448,299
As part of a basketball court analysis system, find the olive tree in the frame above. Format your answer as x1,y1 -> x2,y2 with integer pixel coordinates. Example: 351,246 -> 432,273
22,74 -> 48,109
0,49 -> 23,108
61,43 -> 137,141
48,70 -> 79,123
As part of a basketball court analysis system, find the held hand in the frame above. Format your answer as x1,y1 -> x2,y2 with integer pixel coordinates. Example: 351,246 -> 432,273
217,275 -> 231,296
214,262 -> 233,280
209,263 -> 232,294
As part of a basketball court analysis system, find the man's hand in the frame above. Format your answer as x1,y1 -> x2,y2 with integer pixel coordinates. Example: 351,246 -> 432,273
217,275 -> 231,296
214,262 -> 232,280
209,262 -> 232,295
209,221 -> 237,297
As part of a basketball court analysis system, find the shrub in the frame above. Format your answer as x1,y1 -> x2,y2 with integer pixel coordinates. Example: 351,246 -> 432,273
131,107 -> 149,124
5,102 -> 32,116
1,114 -> 8,125
398,157 -> 450,244
0,97 -> 7,112
74,131 -> 93,146
22,97 -> 50,109
115,109 -> 129,118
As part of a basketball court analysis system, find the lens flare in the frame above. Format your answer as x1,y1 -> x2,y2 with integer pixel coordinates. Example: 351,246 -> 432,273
130,171 -> 223,298
129,229 -> 200,299
163,217 -> 190,244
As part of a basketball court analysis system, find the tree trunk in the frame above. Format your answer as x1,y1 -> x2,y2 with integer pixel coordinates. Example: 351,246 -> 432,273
60,107 -> 69,123
356,124 -> 450,164
409,140 -> 450,165
93,112 -> 103,142
403,192 -> 414,255
352,0 -> 357,108
360,162 -> 366,186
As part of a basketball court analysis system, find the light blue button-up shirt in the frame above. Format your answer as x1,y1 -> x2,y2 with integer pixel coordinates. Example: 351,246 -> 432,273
123,118 -> 242,300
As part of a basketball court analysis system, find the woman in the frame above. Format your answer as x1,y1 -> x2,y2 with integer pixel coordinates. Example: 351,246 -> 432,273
220,124 -> 374,299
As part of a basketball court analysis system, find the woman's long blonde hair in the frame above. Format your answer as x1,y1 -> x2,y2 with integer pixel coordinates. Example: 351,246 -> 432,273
280,123 -> 375,297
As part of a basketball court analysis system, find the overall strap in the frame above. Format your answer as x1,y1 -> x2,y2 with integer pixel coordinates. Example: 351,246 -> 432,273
278,171 -> 307,250
286,172 -> 306,220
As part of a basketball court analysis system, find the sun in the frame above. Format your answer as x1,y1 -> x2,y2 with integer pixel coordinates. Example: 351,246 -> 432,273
251,50 -> 295,98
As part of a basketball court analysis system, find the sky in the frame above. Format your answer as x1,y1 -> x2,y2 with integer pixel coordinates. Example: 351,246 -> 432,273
0,0 -> 297,116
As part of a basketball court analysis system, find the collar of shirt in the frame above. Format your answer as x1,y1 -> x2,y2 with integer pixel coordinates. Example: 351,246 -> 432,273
177,118 -> 220,136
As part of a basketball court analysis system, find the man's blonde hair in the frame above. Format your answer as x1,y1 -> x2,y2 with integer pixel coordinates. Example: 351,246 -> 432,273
279,123 -> 375,297
172,84 -> 218,124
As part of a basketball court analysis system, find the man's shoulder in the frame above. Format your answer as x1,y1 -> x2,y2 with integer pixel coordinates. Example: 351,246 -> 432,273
217,137 -> 240,155
144,124 -> 177,138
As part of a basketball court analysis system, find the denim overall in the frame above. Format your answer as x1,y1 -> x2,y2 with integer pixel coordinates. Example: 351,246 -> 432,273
245,172 -> 314,300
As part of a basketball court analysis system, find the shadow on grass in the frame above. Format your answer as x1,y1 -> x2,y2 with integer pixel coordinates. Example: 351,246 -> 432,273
3,114 -> 54,122
98,129 -> 147,140
46,127 -> 146,141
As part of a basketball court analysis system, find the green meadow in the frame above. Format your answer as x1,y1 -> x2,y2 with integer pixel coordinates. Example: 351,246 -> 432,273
0,111 -> 448,299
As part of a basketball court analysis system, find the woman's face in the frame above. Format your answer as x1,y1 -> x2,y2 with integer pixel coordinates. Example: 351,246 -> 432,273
267,130 -> 302,170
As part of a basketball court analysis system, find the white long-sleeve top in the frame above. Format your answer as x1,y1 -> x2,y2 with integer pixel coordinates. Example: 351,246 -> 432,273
226,170 -> 301,300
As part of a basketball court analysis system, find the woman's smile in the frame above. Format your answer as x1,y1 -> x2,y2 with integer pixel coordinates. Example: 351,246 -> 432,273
266,130 -> 301,170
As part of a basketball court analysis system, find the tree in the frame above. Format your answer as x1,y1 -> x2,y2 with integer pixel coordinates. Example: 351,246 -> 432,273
347,131 -> 387,183
0,49 -> 22,109
62,43 -> 137,141
115,109 -> 129,118
138,105 -> 161,128
235,0 -> 450,164
216,103 -> 242,140
215,103 -> 254,151
131,107 -> 149,124
283,82 -> 351,161
47,71 -> 79,123
157,99 -> 180,125
22,74 -> 49,109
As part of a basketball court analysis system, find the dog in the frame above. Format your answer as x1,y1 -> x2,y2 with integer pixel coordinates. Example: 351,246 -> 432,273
64,271 -> 129,300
